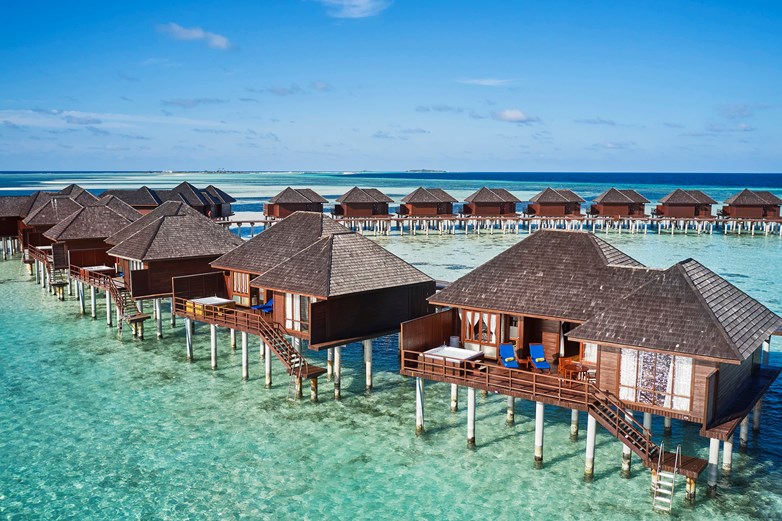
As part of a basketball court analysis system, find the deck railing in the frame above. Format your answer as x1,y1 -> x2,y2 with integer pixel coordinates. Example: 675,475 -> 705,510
172,296 -> 271,336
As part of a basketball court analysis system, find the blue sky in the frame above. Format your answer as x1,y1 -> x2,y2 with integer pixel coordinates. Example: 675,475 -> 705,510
0,0 -> 780,172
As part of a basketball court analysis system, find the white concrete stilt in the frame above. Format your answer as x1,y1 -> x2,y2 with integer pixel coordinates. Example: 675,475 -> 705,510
506,397 -> 515,425
155,298 -> 163,338
310,377 -> 319,402
230,328 -> 236,351
570,409 -> 579,440
78,281 -> 85,314
90,286 -> 97,319
210,324 -> 218,370
722,439 -> 733,473
415,377 -> 425,435
739,416 -> 749,451
585,414 -> 596,480
184,317 -> 193,361
334,345 -> 342,400
534,401 -> 544,467
621,412 -> 634,477
241,331 -> 248,380
685,477 -> 697,501
264,339 -> 272,388
363,339 -> 373,392
170,297 -> 176,327
664,416 -> 672,436
467,387 -> 476,447
643,412 -> 652,432
259,336 -> 265,360
450,384 -> 458,413
34,260 -> 40,283
327,348 -> 333,381
753,400 -> 762,433
106,291 -> 112,326
708,437 -> 720,495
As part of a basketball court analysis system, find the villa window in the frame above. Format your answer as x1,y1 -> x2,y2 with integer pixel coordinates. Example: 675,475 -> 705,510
582,343 -> 598,365
619,349 -> 692,412
461,308 -> 499,358
233,272 -> 250,295
285,293 -> 311,332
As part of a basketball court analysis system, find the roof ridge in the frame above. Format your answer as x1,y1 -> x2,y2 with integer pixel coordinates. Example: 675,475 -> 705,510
325,234 -> 335,296
674,260 -> 743,360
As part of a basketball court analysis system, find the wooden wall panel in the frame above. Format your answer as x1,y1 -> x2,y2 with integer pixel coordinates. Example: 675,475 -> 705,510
133,257 -> 220,297
400,308 -> 459,352
597,345 -> 620,392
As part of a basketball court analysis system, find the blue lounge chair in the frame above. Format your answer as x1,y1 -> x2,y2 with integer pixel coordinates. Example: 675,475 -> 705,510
499,343 -> 519,369
252,298 -> 273,313
528,343 -> 551,373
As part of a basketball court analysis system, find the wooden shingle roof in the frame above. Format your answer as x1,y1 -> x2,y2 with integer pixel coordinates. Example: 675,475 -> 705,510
568,259 -> 782,362
529,188 -> 585,204
464,187 -> 521,204
105,201 -> 204,245
724,189 -> 775,206
96,195 -> 142,222
0,195 -> 30,218
336,187 -> 393,204
162,182 -> 209,207
756,190 -> 782,205
211,211 -> 348,274
106,214 -> 243,262
250,231 -> 432,298
43,205 -> 135,241
659,189 -> 717,205
594,188 -> 650,204
100,186 -> 162,207
202,185 -> 236,203
401,187 -> 458,204
268,187 -> 328,204
429,230 -> 656,322
22,196 -> 84,227
20,191 -> 54,217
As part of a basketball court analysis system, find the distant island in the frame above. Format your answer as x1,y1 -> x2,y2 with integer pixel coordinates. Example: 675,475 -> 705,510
405,169 -> 447,173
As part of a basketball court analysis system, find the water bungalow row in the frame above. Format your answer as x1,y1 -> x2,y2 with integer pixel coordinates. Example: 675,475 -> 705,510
0,183 -> 781,512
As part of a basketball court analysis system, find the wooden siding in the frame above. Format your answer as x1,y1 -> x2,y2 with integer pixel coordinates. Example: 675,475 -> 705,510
264,202 -> 323,218
723,205 -> 764,219
334,202 -> 389,217
0,217 -> 17,236
309,281 -> 435,349
591,203 -> 646,217
528,202 -> 582,217
463,202 -> 516,216
130,256 -> 221,298
400,308 -> 460,351
713,350 -> 756,419
399,202 -> 454,216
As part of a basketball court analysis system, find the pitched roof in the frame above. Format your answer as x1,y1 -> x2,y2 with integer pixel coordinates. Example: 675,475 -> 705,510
201,185 -> 235,203
163,181 -> 210,207
429,230 -> 655,321
43,205 -> 135,241
250,231 -> 432,298
72,190 -> 99,205
401,187 -> 458,204
568,259 -> 782,362
20,191 -> 54,217
22,196 -> 84,227
593,188 -> 650,204
106,214 -> 243,262
529,188 -> 585,204
268,187 -> 328,204
105,201 -> 204,245
57,184 -> 88,198
658,189 -> 718,205
211,211 -> 348,274
724,189 -> 779,206
96,195 -> 142,222
100,186 -> 162,207
336,187 -> 393,204
0,195 -> 30,218
464,187 -> 521,203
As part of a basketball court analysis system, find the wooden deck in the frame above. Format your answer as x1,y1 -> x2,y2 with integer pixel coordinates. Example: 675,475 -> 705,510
401,349 -> 709,478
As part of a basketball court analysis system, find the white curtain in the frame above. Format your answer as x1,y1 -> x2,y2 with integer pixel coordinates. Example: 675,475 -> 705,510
489,314 -> 497,344
464,310 -> 473,340
619,349 -> 638,401
672,357 -> 693,411
285,293 -> 293,329
663,356 -> 675,408
582,343 -> 597,364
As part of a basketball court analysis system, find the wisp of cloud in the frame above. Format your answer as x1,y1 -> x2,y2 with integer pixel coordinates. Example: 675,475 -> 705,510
159,23 -> 231,50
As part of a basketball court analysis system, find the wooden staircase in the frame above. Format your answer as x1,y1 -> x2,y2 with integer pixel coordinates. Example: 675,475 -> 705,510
256,316 -> 326,381
109,282 -> 150,326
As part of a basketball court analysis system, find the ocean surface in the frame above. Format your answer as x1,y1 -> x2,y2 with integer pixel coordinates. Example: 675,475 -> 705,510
1,171 -> 782,520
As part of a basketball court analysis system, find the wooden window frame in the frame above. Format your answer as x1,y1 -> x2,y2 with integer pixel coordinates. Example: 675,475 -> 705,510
619,350 -> 694,412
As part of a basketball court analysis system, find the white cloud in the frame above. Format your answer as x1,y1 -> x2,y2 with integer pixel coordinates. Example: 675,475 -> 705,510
158,23 -> 231,50
316,0 -> 391,18
311,81 -> 333,92
161,98 -> 228,108
492,109 -> 538,124
458,78 -> 513,87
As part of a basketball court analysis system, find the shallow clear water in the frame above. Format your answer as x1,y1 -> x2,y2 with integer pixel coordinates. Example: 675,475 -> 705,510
1,233 -> 781,520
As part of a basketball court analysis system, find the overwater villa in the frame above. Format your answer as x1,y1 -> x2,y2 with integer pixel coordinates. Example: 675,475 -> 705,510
589,188 -> 649,217
401,229 -> 780,505
173,211 -> 435,399
264,187 -> 328,218
654,189 -> 717,218
334,187 -> 393,217
527,188 -> 585,217
100,182 -> 235,219
0,195 -> 30,258
721,189 -> 782,219
463,187 -> 520,216
399,187 -> 458,216
20,196 -> 84,248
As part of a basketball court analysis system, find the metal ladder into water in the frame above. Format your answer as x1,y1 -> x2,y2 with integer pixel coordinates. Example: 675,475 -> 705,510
653,443 -> 680,513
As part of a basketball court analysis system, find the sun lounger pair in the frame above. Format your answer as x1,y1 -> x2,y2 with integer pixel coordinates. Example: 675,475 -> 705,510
499,342 -> 550,372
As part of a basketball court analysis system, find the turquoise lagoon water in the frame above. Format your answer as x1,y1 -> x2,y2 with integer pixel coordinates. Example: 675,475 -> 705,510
2,172 -> 782,519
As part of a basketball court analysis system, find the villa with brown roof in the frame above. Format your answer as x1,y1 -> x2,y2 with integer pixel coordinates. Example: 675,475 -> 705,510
589,188 -> 649,217
655,189 -> 717,218
721,189 -> 782,219
21,196 -> 84,248
100,186 -> 162,214
400,229 -> 780,487
462,187 -> 520,216
264,187 -> 328,218
99,182 -> 235,219
334,187 -> 393,217
399,187 -> 458,216
527,188 -> 585,217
